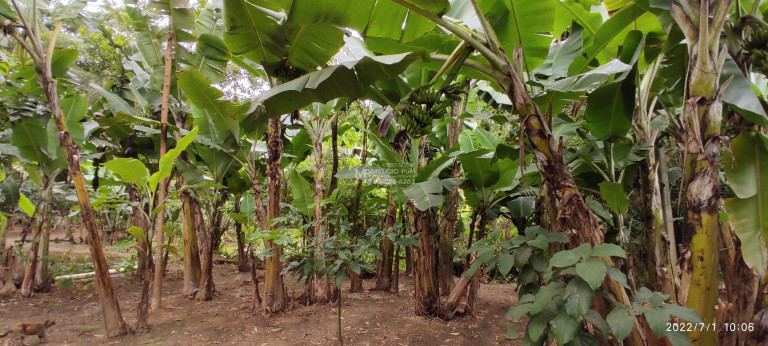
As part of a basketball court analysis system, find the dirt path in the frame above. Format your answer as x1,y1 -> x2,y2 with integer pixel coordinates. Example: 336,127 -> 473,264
1,236 -> 522,345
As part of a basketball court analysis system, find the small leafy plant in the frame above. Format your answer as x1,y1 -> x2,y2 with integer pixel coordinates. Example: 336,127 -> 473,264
470,226 -> 701,344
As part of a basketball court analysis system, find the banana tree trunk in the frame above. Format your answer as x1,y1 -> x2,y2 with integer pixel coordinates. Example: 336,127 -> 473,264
197,191 -> 226,301
374,199 -> 397,291
126,183 -> 151,329
306,133 -> 330,303
413,137 -> 441,315
439,98 -> 464,295
42,69 -> 129,339
263,117 -> 287,313
20,178 -> 52,297
444,207 -> 487,316
348,117 -> 365,293
639,151 -> 676,299
234,200 -> 249,273
672,2 -> 731,343
151,29 -> 175,311
34,221 -> 51,292
181,187 -> 202,297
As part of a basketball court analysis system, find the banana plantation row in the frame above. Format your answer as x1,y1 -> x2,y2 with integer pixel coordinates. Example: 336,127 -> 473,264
1,0 -> 767,345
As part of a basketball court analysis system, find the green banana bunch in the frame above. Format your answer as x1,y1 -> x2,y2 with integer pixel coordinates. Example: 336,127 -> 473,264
442,83 -> 465,101
410,87 -> 441,105
745,30 -> 768,75
401,105 -> 432,137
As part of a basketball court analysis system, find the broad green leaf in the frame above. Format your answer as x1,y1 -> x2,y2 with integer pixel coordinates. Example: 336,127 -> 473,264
0,0 -> 18,20
90,84 -> 137,116
575,258 -> 607,290
585,79 -> 635,139
643,308 -> 671,337
51,49 -> 79,78
125,4 -> 163,66
564,277 -> 594,318
251,53 -> 416,118
586,197 -> 614,226
229,213 -> 249,225
497,254 -> 515,276
53,0 -> 87,21
545,59 -> 632,92
127,226 -> 148,245
591,243 -> 627,258
506,196 -> 535,219
104,158 -> 150,186
724,131 -> 768,199
61,94 -> 88,145
289,170 -> 314,217
534,25 -> 583,80
284,23 -> 345,73
403,178 -> 444,211
18,193 -> 35,217
723,131 -> 768,275
599,181 -> 630,214
570,4 -> 646,74
416,155 -> 454,182
724,197 -> 768,276
529,281 -> 565,315
549,249 -> 580,268
549,313 -> 579,344
607,306 -> 635,341
240,193 -> 257,224
288,0 -> 375,31
10,117 -> 49,164
149,127 -> 199,192
527,313 -> 550,341
179,69 -> 242,140
474,128 -> 500,149
660,304 -> 702,324
222,0 -> 286,64
721,57 -> 768,126
458,150 -> 497,192
479,0 -> 560,70
0,214 -> 6,239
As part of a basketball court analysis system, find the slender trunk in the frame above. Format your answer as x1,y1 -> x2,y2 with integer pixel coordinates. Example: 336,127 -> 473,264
19,236 -> 40,298
347,117 -> 364,292
439,100 -> 463,295
671,3 -> 731,343
263,117 -> 287,313
250,246 -> 262,310
466,211 -> 487,314
235,200 -> 248,272
392,242 -> 400,293
443,208 -> 488,316
639,154 -> 676,299
181,188 -> 202,297
307,132 -> 330,302
42,72 -> 128,339
374,199 -> 396,291
658,148 -> 679,278
404,239 -> 414,276
413,137 -> 440,315
127,184 -> 151,329
34,223 -> 51,292
150,28 -> 175,311
197,194 -> 225,301
249,172 -> 269,310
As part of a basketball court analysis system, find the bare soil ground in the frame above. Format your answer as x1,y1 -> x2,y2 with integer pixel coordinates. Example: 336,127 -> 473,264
1,227 -> 523,345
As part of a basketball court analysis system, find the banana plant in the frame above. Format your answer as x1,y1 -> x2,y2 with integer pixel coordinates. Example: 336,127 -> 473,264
0,0 -> 130,336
